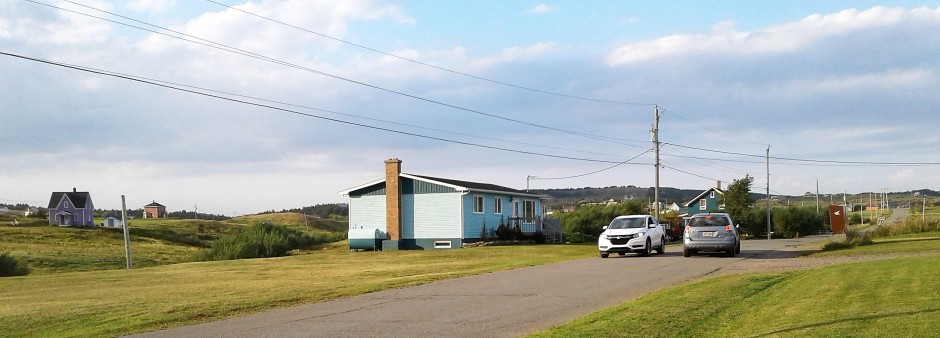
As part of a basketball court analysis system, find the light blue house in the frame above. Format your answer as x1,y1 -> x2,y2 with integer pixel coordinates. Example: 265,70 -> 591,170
684,184 -> 725,215
340,158 -> 548,250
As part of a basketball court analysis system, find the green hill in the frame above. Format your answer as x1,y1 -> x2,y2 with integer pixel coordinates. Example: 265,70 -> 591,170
0,213 -> 348,275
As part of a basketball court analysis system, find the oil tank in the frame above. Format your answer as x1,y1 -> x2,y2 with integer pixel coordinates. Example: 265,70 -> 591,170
348,228 -> 383,251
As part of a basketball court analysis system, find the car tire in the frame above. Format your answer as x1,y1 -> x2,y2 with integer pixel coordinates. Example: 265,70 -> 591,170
683,247 -> 691,257
640,239 -> 651,257
600,253 -> 609,258
735,242 -> 741,254
725,249 -> 735,257
656,237 -> 665,255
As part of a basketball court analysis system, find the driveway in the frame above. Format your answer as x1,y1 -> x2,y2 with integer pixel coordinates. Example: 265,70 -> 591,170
131,236 -> 826,338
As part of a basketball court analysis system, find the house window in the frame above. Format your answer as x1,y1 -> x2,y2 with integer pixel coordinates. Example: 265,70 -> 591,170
434,241 -> 452,249
473,195 -> 484,213
524,200 -> 536,223
699,199 -> 707,210
710,191 -> 715,198
494,197 -> 502,214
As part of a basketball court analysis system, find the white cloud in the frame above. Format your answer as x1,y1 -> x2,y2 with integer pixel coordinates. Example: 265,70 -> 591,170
472,42 -> 557,69
524,4 -> 554,15
127,0 -> 176,13
607,6 -> 940,65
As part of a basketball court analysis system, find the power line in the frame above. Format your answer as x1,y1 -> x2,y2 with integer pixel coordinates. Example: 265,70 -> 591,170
1,51 -> 633,164
530,148 -> 653,180
663,108 -> 766,146
31,0 -> 643,146
663,142 -> 940,166
203,0 -> 656,107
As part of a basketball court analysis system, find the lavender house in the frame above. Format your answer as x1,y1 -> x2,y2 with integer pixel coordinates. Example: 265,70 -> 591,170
48,188 -> 95,227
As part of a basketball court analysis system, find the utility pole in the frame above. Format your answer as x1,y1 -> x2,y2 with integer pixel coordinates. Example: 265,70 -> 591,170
816,178 -> 820,214
194,204 -> 198,220
652,105 -> 661,218
121,195 -> 132,269
526,175 -> 535,192
766,145 -> 771,240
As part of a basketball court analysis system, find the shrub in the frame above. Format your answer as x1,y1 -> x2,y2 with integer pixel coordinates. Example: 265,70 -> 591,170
773,206 -> 825,238
822,231 -> 873,251
532,231 -> 546,244
563,232 -> 595,243
0,252 -> 30,277
496,224 -> 522,241
199,222 -> 316,261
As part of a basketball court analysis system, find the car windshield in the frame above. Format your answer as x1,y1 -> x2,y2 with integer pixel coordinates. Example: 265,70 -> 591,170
608,217 -> 646,229
690,216 -> 729,227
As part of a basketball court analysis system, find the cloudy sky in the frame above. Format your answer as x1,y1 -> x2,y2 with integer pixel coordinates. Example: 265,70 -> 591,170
2,1 -> 939,214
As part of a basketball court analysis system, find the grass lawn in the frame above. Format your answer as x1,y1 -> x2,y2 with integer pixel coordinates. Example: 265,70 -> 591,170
532,233 -> 940,337
0,243 -> 596,337
531,254 -> 940,338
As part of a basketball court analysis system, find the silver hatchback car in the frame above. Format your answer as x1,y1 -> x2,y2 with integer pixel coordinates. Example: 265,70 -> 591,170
683,213 -> 740,257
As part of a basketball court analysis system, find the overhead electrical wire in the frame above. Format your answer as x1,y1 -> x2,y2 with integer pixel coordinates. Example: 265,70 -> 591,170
203,0 -> 656,107
33,0 -> 645,147
1,51 -> 640,165
530,148 -> 653,181
663,142 -> 940,166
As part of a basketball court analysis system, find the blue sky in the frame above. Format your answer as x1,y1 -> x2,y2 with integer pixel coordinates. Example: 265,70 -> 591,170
2,1 -> 939,214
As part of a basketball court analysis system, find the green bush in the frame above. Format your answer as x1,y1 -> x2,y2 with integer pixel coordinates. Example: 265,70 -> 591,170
199,222 -> 319,261
773,206 -> 825,238
496,224 -> 523,241
557,201 -> 644,238
0,252 -> 30,277
563,232 -> 595,243
822,231 -> 873,251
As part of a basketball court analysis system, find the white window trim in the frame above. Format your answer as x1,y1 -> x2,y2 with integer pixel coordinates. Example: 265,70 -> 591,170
473,195 -> 484,214
523,200 -> 536,224
710,191 -> 715,198
494,197 -> 502,214
699,199 -> 707,210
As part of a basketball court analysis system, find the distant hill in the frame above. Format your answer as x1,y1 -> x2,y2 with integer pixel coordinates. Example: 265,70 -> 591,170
532,186 -> 711,208
229,212 -> 347,232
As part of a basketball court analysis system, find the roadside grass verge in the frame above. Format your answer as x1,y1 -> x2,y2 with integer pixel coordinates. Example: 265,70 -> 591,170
531,255 -> 940,338
0,244 -> 595,337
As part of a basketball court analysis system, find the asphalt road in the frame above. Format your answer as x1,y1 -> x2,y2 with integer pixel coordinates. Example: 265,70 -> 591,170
131,236 -> 824,338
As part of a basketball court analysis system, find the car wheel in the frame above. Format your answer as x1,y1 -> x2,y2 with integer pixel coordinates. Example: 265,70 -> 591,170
656,237 -> 666,254
735,242 -> 741,254
725,249 -> 736,257
600,253 -> 609,258
640,239 -> 651,257
683,247 -> 691,257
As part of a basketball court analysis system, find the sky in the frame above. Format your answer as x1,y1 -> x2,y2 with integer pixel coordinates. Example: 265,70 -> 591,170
2,0 -> 939,215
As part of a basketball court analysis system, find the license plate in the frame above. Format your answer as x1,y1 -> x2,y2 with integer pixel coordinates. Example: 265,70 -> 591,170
701,231 -> 717,237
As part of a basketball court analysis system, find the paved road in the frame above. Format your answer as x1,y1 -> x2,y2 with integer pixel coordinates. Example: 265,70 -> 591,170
887,207 -> 909,224
132,236 -> 825,338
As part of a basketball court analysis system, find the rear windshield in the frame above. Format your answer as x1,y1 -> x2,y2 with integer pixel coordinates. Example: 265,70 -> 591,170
608,218 -> 646,229
690,216 -> 729,227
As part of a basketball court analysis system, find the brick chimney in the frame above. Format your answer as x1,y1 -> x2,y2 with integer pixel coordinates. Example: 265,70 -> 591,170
385,158 -> 402,241
716,180 -> 722,190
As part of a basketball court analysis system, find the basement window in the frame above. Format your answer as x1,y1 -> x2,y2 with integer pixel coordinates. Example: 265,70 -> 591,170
434,241 -> 452,249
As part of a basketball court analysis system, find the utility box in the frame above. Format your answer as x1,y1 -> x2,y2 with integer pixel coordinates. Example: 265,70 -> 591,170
829,205 -> 847,234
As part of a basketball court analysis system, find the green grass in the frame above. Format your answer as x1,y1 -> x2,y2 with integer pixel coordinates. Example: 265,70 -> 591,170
0,214 -> 347,274
532,255 -> 940,337
0,244 -> 595,337
229,212 -> 347,233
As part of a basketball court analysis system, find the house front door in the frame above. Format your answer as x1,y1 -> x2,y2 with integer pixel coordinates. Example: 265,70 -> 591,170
58,213 -> 71,226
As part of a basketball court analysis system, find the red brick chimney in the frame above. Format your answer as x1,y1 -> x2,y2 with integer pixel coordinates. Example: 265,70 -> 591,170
385,158 -> 402,241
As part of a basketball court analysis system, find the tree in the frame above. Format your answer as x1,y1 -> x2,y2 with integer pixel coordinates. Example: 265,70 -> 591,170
719,175 -> 756,229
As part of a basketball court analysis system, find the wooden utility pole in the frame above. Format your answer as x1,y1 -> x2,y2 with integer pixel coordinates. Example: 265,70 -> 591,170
766,145 -> 771,240
121,195 -> 132,269
653,105 -> 661,218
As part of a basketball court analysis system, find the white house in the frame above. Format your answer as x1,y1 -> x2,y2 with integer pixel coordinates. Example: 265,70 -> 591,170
340,158 -> 549,250
103,217 -> 124,228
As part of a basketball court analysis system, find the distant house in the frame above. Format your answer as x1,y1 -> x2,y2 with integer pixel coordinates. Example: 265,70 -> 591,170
684,182 -> 725,216
143,201 -> 167,218
48,188 -> 95,227
340,158 -> 550,250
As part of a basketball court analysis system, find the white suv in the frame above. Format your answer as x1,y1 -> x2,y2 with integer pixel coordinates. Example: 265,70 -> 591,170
598,215 -> 666,258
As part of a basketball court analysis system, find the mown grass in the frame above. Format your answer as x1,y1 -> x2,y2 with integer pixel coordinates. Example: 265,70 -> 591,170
0,244 -> 595,337
229,212 -> 347,233
531,254 -> 940,337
